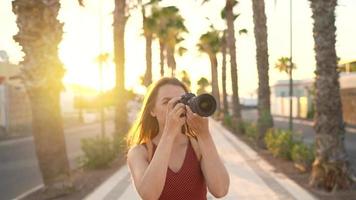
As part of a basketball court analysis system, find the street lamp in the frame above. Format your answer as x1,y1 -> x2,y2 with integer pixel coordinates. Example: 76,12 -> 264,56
98,1 -> 106,137
289,0 -> 293,131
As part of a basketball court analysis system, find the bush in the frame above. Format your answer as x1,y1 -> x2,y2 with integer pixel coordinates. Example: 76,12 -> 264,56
291,141 -> 315,170
78,136 -> 117,169
244,122 -> 258,141
223,114 -> 233,128
265,129 -> 294,160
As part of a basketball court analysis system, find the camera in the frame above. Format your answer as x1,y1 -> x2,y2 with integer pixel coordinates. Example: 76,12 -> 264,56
177,93 -> 217,117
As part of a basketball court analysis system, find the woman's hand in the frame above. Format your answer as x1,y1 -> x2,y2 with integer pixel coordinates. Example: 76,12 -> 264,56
163,97 -> 187,138
185,105 -> 210,137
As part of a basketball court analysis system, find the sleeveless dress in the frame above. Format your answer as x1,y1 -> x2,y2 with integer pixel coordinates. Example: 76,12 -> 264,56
151,141 -> 207,200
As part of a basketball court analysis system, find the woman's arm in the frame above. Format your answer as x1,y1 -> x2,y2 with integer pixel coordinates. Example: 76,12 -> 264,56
197,133 -> 230,198
127,97 -> 186,200
186,106 -> 230,198
127,134 -> 175,200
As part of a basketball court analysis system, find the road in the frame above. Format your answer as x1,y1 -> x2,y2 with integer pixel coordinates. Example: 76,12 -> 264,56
0,121 -> 116,200
0,101 -> 140,200
242,109 -> 356,172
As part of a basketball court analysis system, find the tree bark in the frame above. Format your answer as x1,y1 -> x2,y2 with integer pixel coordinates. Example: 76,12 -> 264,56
114,0 -> 128,135
159,40 -> 165,77
221,31 -> 229,116
209,54 -> 221,113
225,0 -> 243,133
143,8 -> 152,87
309,0 -> 353,191
252,0 -> 273,148
12,0 -> 71,190
166,46 -> 176,77
144,33 -> 153,86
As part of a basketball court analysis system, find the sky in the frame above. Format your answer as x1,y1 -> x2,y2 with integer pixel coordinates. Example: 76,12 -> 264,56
0,0 -> 355,98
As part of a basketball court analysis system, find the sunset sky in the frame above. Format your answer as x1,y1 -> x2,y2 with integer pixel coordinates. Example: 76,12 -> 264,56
1,0 -> 355,97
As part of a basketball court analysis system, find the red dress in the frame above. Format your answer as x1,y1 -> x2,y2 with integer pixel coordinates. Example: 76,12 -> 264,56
151,141 -> 207,200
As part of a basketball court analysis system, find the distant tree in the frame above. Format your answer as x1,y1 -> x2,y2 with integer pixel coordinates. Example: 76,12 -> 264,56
197,29 -> 221,113
180,70 -> 191,90
197,77 -> 209,95
151,6 -> 187,77
114,0 -> 129,136
275,56 -> 296,75
225,0 -> 243,133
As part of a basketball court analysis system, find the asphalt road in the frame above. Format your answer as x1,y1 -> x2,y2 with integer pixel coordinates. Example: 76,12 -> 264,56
0,121 -> 115,200
242,109 -> 356,172
0,101 -> 140,200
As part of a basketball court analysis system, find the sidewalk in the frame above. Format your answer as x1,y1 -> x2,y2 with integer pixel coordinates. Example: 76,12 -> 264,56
85,119 -> 317,200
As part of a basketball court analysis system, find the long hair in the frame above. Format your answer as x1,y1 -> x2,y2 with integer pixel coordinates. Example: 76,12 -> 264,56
126,77 -> 192,148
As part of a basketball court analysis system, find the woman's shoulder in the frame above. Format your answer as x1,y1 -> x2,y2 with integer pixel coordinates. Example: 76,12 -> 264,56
127,143 -> 148,162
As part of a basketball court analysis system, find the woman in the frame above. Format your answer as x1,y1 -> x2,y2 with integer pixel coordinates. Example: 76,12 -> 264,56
127,77 -> 229,200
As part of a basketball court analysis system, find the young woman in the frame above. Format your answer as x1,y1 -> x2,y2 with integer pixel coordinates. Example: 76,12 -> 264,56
126,77 -> 229,200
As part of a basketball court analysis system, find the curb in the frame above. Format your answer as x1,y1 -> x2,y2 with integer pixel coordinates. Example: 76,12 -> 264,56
14,185 -> 43,200
274,116 -> 356,134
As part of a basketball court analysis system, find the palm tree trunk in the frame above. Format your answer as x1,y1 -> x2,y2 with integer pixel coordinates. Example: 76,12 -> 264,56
225,0 -> 243,133
221,31 -> 229,116
12,0 -> 71,190
252,0 -> 273,148
209,54 -> 221,114
167,46 -> 176,77
309,0 -> 353,191
142,8 -> 152,87
143,32 -> 153,86
159,40 -> 165,77
114,0 -> 128,135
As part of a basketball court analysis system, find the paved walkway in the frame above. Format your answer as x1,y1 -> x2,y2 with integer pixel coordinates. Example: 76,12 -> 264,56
85,119 -> 317,200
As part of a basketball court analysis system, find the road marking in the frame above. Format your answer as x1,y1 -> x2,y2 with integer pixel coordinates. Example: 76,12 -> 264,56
0,136 -> 33,147
14,184 -> 43,200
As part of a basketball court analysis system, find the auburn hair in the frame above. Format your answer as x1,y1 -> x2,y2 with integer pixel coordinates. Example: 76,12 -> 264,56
126,77 -> 195,148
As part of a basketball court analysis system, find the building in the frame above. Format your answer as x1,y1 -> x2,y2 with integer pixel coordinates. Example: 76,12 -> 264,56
338,59 -> 356,73
339,72 -> 356,125
0,61 -> 32,138
271,72 -> 356,125
271,79 -> 313,119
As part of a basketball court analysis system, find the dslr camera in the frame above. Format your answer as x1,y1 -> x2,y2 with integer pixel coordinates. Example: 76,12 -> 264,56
177,93 -> 216,117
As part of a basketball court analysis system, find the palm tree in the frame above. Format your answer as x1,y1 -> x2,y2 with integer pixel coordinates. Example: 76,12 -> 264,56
252,0 -> 273,148
197,29 -> 221,113
225,0 -> 243,133
12,0 -> 72,191
180,70 -> 191,89
142,7 -> 154,87
140,0 -> 160,87
309,0 -> 354,190
114,0 -> 129,135
220,6 -> 246,118
151,6 -> 168,77
275,56 -> 296,74
96,53 -> 110,136
275,56 -> 296,131
166,22 -> 187,77
151,6 -> 187,77
220,30 -> 229,117
197,77 -> 209,95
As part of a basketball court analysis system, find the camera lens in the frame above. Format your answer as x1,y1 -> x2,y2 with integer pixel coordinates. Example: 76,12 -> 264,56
189,93 -> 216,117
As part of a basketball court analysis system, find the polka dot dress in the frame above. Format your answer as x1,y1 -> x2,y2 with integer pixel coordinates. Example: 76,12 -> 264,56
152,141 -> 207,200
